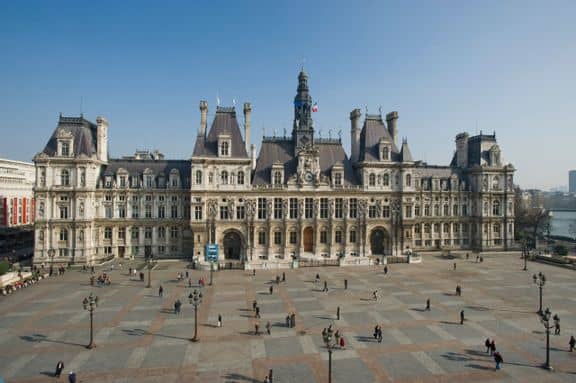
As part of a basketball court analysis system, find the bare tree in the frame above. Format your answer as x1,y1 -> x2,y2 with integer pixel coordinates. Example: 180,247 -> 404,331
515,189 -> 550,249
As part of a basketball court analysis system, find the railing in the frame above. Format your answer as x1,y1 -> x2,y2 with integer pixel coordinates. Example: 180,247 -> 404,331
299,258 -> 339,267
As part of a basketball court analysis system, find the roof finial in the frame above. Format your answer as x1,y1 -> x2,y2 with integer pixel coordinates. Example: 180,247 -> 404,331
299,57 -> 306,72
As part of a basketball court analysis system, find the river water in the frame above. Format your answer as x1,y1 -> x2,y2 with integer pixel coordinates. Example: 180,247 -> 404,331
549,210 -> 576,238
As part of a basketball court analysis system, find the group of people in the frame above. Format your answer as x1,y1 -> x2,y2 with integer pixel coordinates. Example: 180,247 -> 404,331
53,361 -> 76,382
285,312 -> 296,328
484,339 -> 503,369
323,325 -> 346,349
373,324 -> 384,343
90,272 -> 111,286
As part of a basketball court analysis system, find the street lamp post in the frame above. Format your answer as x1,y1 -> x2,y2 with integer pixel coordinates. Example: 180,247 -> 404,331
209,261 -> 214,286
391,201 -> 401,256
146,255 -> 155,288
82,292 -> 98,349
540,307 -> 553,370
189,289 -> 203,342
533,272 -> 546,315
322,327 -> 337,383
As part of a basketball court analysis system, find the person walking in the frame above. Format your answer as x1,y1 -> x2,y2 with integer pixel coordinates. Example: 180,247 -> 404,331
158,285 -> 163,297
339,336 -> 345,349
266,320 -> 271,335
373,290 -> 378,301
253,300 -> 258,311
253,268 -> 256,276
269,285 -> 273,295
264,375 -> 270,383
282,272 -> 286,282
218,314 -> 222,328
315,273 -> 320,283
377,327 -> 383,343
466,253 -> 469,260
323,280 -> 328,292
174,300 -> 178,314
453,262 -> 457,270
494,351 -> 503,370
460,310 -> 465,325
256,306 -> 261,319
185,270 -> 189,279
490,340 -> 496,356
373,325 -> 379,340
290,312 -> 296,328
555,321 -> 561,335
55,361 -> 64,378
344,279 -> 348,290
485,338 -> 491,353
268,369 -> 274,383
68,371 -> 77,383
384,265 -> 388,275
255,322 -> 260,335
569,335 -> 575,352
336,306 -> 340,320
285,314 -> 290,328
425,298 -> 430,311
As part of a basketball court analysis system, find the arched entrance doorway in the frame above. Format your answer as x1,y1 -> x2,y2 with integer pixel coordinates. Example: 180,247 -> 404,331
303,227 -> 314,252
370,228 -> 389,256
223,231 -> 242,260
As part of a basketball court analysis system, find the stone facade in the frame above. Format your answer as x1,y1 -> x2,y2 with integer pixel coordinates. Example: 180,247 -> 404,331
33,71 -> 515,267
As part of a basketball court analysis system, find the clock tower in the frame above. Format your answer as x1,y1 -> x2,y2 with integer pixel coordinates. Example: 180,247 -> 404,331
292,70 -> 314,153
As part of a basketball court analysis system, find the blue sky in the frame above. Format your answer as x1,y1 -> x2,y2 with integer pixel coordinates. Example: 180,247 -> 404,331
1,0 -> 574,189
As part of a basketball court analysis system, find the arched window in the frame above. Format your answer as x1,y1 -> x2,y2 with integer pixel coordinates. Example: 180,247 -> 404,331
383,174 -> 389,186
406,174 -> 411,187
195,170 -> 202,185
59,229 -> 68,241
237,171 -> 245,185
61,169 -> 70,186
484,202 -> 489,215
383,147 -> 389,160
369,173 -> 376,186
492,200 -> 500,216
274,171 -> 282,185
221,142 -> 229,156
221,171 -> 228,184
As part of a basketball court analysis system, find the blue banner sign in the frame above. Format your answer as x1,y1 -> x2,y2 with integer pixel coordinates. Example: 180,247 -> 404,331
205,244 -> 219,262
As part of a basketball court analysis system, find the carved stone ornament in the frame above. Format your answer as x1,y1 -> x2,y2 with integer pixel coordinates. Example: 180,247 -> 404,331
56,128 -> 74,139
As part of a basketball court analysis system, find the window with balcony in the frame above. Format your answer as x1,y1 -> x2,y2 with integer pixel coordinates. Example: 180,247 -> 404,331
274,198 -> 283,219
61,169 -> 70,186
335,198 -> 343,218
289,198 -> 298,219
258,198 -> 267,219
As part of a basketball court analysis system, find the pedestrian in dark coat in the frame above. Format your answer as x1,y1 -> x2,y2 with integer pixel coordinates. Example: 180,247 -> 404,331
269,285 -> 273,295
569,335 -> 575,352
253,300 -> 257,311
286,315 -> 290,328
494,351 -> 503,370
256,307 -> 260,319
282,272 -> 286,282
218,314 -> 222,327
55,361 -> 64,377
158,285 -> 163,297
344,279 -> 348,290
68,371 -> 77,383
336,306 -> 340,320
460,310 -> 465,325
255,323 -> 260,335
555,322 -> 561,335
384,265 -> 388,274
373,325 -> 379,340
266,320 -> 271,335
426,298 -> 430,311
485,338 -> 491,353
453,262 -> 457,270
323,281 -> 328,292
290,312 -> 296,328
490,340 -> 496,356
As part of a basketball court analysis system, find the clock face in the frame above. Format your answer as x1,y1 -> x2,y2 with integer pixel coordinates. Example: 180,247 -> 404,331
305,172 -> 313,182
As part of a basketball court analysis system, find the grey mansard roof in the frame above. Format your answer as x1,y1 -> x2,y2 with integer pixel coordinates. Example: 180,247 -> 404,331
252,138 -> 358,185
102,159 -> 191,178
193,106 -> 248,158
42,115 -> 98,157
359,114 -> 400,162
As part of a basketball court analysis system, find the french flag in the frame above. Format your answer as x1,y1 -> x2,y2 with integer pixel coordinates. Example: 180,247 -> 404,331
312,102 -> 318,112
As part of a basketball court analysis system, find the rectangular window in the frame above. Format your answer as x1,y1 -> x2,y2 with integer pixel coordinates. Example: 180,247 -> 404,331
453,204 -> 458,216
170,226 -> 179,239
404,205 -> 412,218
119,176 -> 126,188
104,227 -> 112,239
289,231 -> 297,244
289,198 -> 298,219
258,198 -> 267,219
118,206 -> 126,218
414,224 -> 421,234
274,198 -> 283,219
220,206 -> 229,220
415,205 -> 421,216
462,205 -> 468,216
369,206 -> 378,218
105,194 -> 112,202
424,205 -> 430,216
158,245 -> 165,254
274,231 -> 282,245
195,206 -> 203,220
305,198 -> 313,219
171,205 -> 178,218
434,223 -> 440,233
158,206 -> 165,218
61,142 -> 70,156
320,230 -> 327,244
320,198 -> 328,219
443,205 -> 449,216
59,206 -> 68,219
349,230 -> 357,243
145,227 -> 152,239
258,231 -> 266,245
335,198 -> 343,219
131,227 -> 139,239
443,223 -> 450,233
145,205 -> 152,218
335,230 -> 342,243
132,205 -> 139,218
145,195 -> 153,202
236,205 -> 245,220
383,206 -> 390,218
118,227 -> 126,240
349,198 -> 357,218
158,227 -> 166,239
105,206 -> 113,219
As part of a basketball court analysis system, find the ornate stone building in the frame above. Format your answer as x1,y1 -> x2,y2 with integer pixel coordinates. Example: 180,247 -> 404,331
33,71 -> 515,268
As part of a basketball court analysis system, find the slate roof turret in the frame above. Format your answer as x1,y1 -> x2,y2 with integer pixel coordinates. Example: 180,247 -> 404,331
192,106 -> 248,158
42,115 -> 98,157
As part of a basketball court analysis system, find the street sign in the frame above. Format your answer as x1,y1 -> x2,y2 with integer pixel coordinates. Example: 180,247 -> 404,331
205,244 -> 219,262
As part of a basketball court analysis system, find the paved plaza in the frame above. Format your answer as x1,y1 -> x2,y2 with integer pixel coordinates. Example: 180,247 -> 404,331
1,254 -> 575,383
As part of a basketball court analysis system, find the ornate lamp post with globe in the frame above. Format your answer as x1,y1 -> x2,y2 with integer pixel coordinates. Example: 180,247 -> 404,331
82,292 -> 98,349
533,272 -> 546,315
189,289 -> 203,342
540,307 -> 554,370
322,326 -> 337,383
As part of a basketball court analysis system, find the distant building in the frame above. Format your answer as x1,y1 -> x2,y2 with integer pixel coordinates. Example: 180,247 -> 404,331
569,170 -> 576,194
0,158 -> 35,227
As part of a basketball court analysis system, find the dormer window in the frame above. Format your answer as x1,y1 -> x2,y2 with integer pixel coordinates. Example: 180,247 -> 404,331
195,170 -> 203,185
61,142 -> 70,156
369,173 -> 376,186
378,139 -> 390,161
406,174 -> 411,187
273,171 -> 282,185
334,173 -> 342,186
237,171 -> 245,185
218,134 -> 232,157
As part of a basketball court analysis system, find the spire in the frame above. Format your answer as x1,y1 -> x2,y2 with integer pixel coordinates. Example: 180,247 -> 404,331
400,138 -> 414,162
293,70 -> 314,151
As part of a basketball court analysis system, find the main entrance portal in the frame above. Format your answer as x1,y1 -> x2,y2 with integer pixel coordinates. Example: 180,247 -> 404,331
223,231 -> 242,260
370,228 -> 389,256
303,227 -> 314,252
